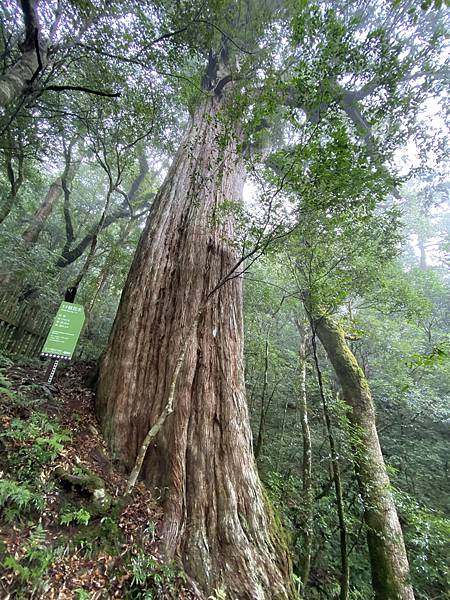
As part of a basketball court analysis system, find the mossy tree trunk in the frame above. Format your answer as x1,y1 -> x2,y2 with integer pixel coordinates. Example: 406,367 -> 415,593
0,139 -> 24,225
0,0 -> 46,110
0,49 -> 40,109
96,55 -> 293,599
311,311 -> 414,600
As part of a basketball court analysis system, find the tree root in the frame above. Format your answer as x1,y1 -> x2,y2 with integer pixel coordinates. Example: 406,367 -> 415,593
53,466 -> 111,512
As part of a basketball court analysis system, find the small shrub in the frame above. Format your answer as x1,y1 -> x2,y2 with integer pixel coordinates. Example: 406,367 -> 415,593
0,411 -> 71,481
0,479 -> 45,522
2,525 -> 53,596
124,549 -> 185,599
60,507 -> 92,526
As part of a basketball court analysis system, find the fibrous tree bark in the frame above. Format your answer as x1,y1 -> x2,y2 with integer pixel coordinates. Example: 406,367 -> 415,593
96,54 -> 293,598
310,310 -> 414,600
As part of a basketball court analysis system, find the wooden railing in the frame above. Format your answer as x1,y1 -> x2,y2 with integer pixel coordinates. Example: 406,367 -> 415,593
0,293 -> 51,358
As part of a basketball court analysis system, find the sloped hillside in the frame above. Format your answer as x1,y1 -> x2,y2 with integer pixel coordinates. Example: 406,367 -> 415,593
0,362 -> 200,599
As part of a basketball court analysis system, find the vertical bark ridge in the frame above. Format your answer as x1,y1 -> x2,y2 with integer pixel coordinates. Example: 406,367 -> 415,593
97,93 -> 293,598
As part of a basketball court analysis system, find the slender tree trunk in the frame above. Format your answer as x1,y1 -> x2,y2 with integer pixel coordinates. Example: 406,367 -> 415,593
418,237 -> 427,270
296,330 -> 313,593
0,190 -> 20,224
275,399 -> 289,472
96,92 -> 293,598
84,265 -> 110,331
22,161 -> 77,246
55,150 -> 147,269
311,332 -> 349,600
84,220 -> 133,331
311,311 -> 414,600
0,145 -> 25,285
64,181 -> 118,303
254,335 -> 270,460
0,144 -> 24,224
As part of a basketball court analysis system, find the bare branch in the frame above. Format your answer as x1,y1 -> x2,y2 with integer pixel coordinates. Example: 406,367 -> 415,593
43,84 -> 121,97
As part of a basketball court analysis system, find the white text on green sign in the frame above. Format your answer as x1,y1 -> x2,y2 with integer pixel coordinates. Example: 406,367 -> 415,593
41,302 -> 85,360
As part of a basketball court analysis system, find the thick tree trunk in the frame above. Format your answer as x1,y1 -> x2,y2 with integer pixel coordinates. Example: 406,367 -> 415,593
0,0 -> 46,110
96,93 -> 293,598
312,312 -> 414,600
0,49 -> 40,109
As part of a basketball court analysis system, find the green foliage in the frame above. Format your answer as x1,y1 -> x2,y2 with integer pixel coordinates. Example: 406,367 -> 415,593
0,412 -> 71,481
396,490 -> 450,599
409,341 -> 450,368
245,194 -> 450,598
0,367 -> 15,398
59,512 -> 123,560
74,589 -> 92,600
59,507 -> 92,526
2,525 -> 53,596
0,0 -> 448,597
0,396 -> 71,524
0,479 -> 45,523
143,521 -> 158,543
124,550 -> 186,599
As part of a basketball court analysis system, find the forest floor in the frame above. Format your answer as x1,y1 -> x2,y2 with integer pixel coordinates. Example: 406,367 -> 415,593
0,361 -> 200,599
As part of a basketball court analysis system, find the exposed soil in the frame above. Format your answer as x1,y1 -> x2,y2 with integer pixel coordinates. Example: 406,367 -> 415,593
0,362 -> 201,599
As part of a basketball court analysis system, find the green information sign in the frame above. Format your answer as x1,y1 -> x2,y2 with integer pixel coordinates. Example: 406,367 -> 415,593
41,302 -> 85,360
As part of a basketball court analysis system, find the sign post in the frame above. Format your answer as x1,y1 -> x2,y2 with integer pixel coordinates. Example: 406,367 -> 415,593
41,302 -> 85,383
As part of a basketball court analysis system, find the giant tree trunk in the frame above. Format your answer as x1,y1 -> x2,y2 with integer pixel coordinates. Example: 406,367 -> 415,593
312,312 -> 414,600
96,92 -> 293,598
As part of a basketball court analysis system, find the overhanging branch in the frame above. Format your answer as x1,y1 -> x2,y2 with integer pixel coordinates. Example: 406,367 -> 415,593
43,84 -> 121,97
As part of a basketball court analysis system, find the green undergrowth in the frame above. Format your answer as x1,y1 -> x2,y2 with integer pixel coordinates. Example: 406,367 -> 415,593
263,458 -> 450,600
0,366 -> 193,599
